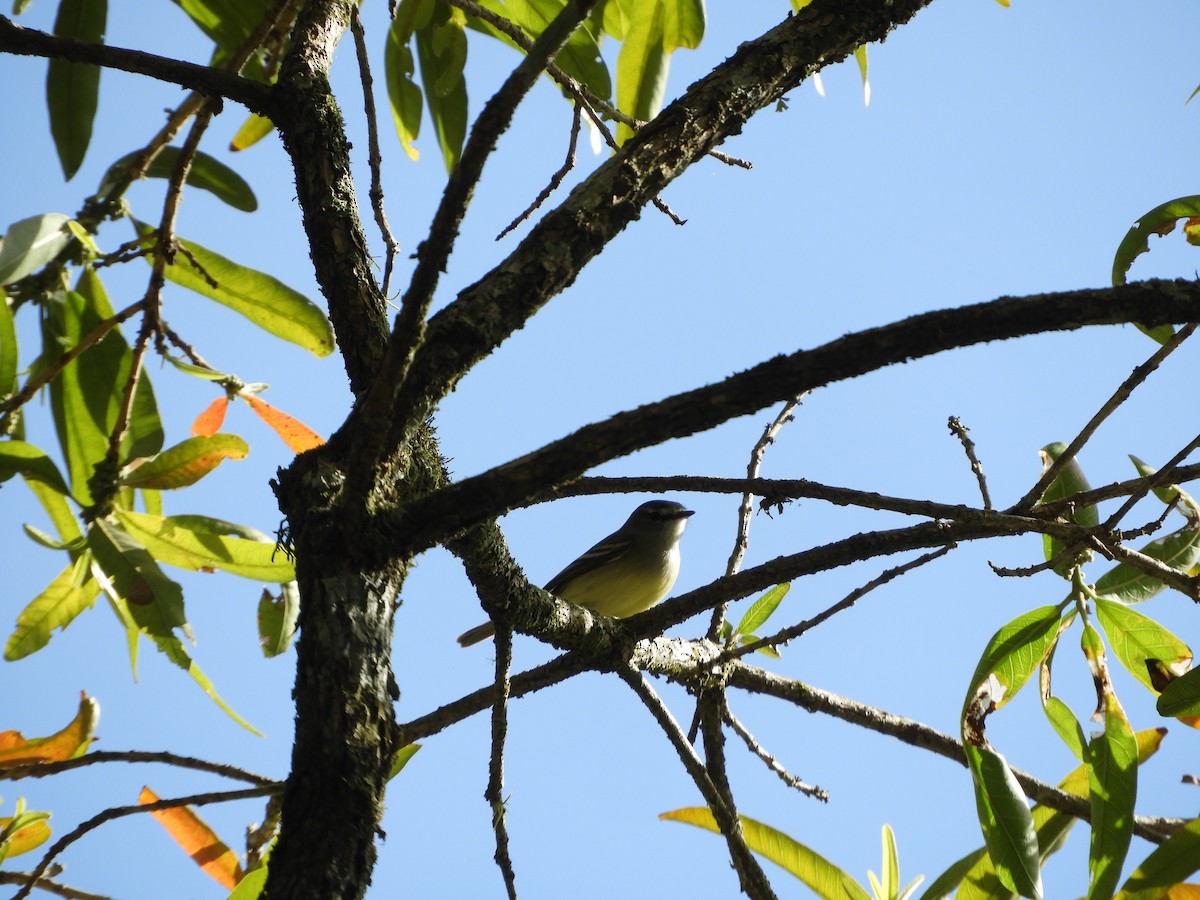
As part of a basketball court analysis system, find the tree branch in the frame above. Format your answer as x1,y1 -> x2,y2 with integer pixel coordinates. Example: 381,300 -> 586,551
0,15 -> 273,115
376,279 -> 1200,558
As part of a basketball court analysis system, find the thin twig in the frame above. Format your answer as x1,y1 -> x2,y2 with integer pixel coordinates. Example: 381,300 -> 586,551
486,625 -> 519,899
1101,430 -> 1200,532
1012,323 -> 1198,513
0,749 -> 276,786
350,5 -> 401,297
697,691 -> 779,900
618,667 -> 777,900
723,705 -> 827,801
0,871 -> 111,900
725,663 -> 1184,844
245,794 -> 283,873
496,103 -> 582,241
721,546 -> 954,661
12,787 -> 277,900
948,416 -> 991,509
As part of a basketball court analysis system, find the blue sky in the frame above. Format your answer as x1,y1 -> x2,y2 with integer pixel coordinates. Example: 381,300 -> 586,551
3,1 -> 1200,898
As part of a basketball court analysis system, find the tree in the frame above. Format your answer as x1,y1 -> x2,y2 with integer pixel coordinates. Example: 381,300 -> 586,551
1,1 -> 1199,898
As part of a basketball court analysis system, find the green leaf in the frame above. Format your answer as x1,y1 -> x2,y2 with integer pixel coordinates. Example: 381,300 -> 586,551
168,0 -> 274,81
964,744 -> 1042,899
854,44 -> 870,106
385,0 -> 427,162
1128,454 -> 1200,520
389,743 -> 421,780
23,475 -> 83,548
918,847 -> 988,899
1112,194 -> 1200,286
877,824 -> 899,899
615,0 -> 667,144
1037,442 -> 1098,574
119,434 -> 248,490
1093,526 -> 1200,604
1116,815 -> 1200,900
230,112 -> 275,151
115,509 -> 295,582
1042,695 -> 1086,762
0,290 -> 16,393
0,440 -> 72,496
133,221 -> 334,357
962,605 -> 1066,718
47,0 -> 106,179
0,213 -> 73,284
415,3 -> 469,173
4,557 -> 97,660
734,583 -> 789,637
1094,596 -> 1192,693
502,0 -> 612,99
660,807 -> 872,899
43,271 -> 162,503
1087,694 -> 1137,900
98,147 -> 257,211
88,517 -> 185,626
1156,666 -> 1200,717
257,582 -> 299,657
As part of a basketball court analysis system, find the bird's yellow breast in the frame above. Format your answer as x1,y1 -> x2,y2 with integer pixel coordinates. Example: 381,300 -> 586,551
556,546 -> 681,620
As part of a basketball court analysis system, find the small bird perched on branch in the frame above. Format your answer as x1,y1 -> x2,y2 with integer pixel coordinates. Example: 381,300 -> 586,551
457,499 -> 695,647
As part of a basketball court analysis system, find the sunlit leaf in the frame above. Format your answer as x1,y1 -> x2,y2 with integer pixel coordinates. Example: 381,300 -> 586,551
963,743 -> 1041,899
230,112 -> 274,151
47,0 -> 106,179
1128,454 -> 1200,515
116,509 -> 295,582
140,785 -> 244,889
0,440 -> 72,496
0,812 -> 51,860
120,434 -> 248,490
734,583 -> 789,637
0,691 -> 99,766
1157,667 -> 1200,718
389,743 -> 421,780
241,394 -> 324,452
0,213 -> 73,284
615,0 -> 667,145
1093,527 -> 1200,604
43,270 -> 162,504
134,221 -> 334,357
660,806 -> 871,899
963,605 -> 1066,719
1116,816 -> 1200,900
945,728 -> 1165,899
1112,194 -> 1200,286
1087,693 -> 1137,900
0,289 -> 16,392
1094,597 -> 1192,693
854,44 -> 870,106
1042,695 -> 1086,762
385,0 -> 429,162
257,583 -> 298,657
500,0 -> 612,99
415,2 -> 468,173
4,556 -> 97,660
98,147 -> 257,211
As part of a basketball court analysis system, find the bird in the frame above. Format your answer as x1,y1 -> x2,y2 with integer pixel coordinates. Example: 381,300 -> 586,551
456,499 -> 695,647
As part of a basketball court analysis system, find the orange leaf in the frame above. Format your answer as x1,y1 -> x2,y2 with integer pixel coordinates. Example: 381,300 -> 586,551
192,396 -> 229,437
242,394 -> 325,452
0,692 -> 99,767
139,786 -> 244,889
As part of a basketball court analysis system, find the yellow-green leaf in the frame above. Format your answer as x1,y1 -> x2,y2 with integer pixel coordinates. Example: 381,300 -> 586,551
4,557 -> 97,660
660,807 -> 872,899
99,147 -> 257,211
134,221 -> 334,357
115,509 -> 295,582
120,434 -> 248,490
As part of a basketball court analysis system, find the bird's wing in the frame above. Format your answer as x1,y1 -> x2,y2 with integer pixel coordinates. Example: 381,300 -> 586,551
542,532 -> 635,596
